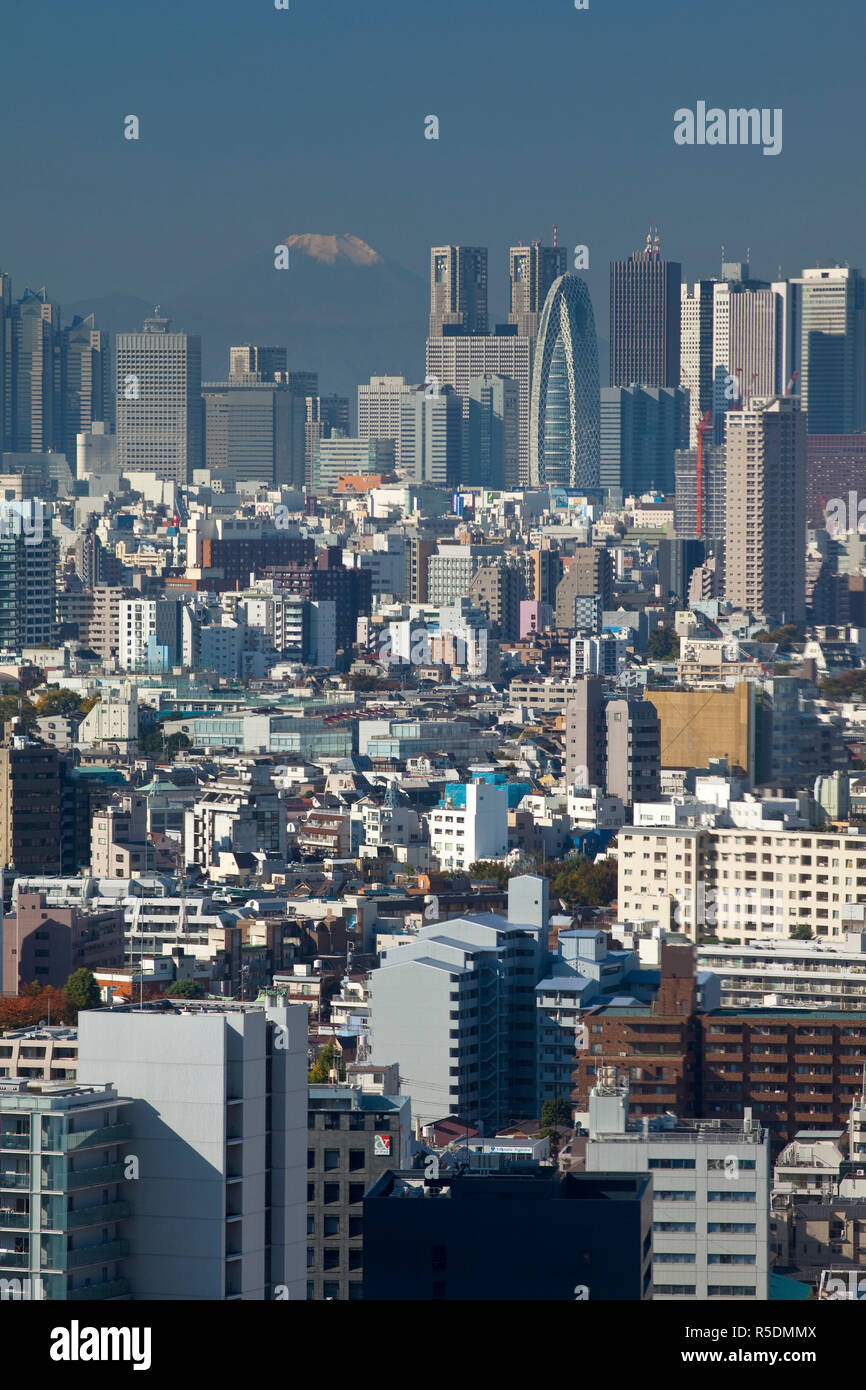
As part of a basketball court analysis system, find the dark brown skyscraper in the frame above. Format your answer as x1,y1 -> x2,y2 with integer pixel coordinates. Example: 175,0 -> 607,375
610,228 -> 681,388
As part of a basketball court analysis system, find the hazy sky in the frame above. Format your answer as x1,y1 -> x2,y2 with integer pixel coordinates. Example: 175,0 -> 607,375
1,0 -> 862,340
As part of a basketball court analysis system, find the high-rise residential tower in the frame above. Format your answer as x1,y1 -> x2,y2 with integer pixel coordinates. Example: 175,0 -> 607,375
508,242 -> 567,342
115,311 -> 203,484
610,229 -> 681,388
529,274 -> 600,487
429,246 -> 488,337
724,395 -> 807,624
357,376 -> 418,468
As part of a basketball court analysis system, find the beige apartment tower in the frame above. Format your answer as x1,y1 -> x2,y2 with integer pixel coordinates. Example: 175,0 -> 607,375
724,395 -> 806,625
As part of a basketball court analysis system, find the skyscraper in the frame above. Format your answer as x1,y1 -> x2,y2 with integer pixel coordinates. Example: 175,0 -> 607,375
788,266 -> 866,433
529,274 -> 600,487
357,375 -> 418,467
0,270 -> 11,451
610,229 -> 681,388
228,344 -> 287,382
59,314 -> 107,462
465,374 -> 519,488
400,386 -> 462,487
115,311 -> 202,484
304,393 -> 350,486
600,384 -> 688,494
426,332 -> 532,482
202,380 -> 293,486
724,395 -> 807,624
508,242 -> 567,341
429,246 -> 488,337
680,280 -> 715,446
711,279 -> 789,434
10,287 -> 59,454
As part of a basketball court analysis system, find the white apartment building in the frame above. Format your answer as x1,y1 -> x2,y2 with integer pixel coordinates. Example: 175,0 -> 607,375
428,781 -> 508,872
77,1000 -> 307,1300
584,1069 -> 770,1301
618,824 -> 866,943
698,929 -> 866,1011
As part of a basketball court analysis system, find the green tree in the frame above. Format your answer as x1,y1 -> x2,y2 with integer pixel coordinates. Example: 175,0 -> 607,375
0,694 -> 37,728
752,624 -> 804,653
647,627 -> 680,660
790,924 -> 813,940
164,979 -> 205,999
63,968 -> 101,1013
34,689 -> 92,717
467,861 -> 511,887
309,1041 -> 339,1083
540,1097 -> 572,1130
548,855 -> 617,907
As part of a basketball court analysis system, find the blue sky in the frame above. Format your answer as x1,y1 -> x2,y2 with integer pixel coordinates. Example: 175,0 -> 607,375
1,0 -> 862,339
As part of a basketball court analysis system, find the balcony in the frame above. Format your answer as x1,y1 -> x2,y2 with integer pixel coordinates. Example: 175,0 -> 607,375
58,1123 -> 132,1155
0,1134 -> 30,1151
0,1209 -> 28,1230
65,1278 -> 130,1301
59,1239 -> 130,1272
0,1250 -> 29,1269
0,1172 -> 30,1190
65,1201 -> 130,1232
47,1162 -> 125,1192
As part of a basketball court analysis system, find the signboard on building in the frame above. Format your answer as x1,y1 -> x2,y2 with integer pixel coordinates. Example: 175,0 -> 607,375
373,1133 -> 392,1157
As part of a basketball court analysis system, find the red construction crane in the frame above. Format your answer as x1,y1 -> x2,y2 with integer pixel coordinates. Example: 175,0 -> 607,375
696,409 -> 712,540
785,369 -> 799,396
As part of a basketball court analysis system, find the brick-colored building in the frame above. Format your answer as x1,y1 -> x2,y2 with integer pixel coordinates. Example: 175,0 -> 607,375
1,891 -> 125,996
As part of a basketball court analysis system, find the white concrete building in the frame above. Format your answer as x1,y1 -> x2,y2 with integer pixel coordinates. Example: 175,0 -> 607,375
429,781 -> 508,871
585,1068 -> 770,1301
77,1000 -> 307,1300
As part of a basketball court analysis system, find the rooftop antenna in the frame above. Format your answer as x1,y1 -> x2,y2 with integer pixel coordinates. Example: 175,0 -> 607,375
721,245 -> 725,276
552,224 -> 558,248
653,225 -> 660,257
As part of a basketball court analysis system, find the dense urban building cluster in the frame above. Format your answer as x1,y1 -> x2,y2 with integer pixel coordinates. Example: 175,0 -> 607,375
3,228 -> 866,1305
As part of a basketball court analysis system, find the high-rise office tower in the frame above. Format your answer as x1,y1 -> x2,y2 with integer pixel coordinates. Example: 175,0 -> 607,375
426,333 -> 532,482
357,376 -> 418,468
77,1000 -> 307,1301
59,314 -> 107,462
529,274 -> 600,487
600,385 -> 688,494
724,395 -> 807,624
788,266 -> 866,433
680,280 -> 715,446
10,287 -> 60,454
711,279 -> 789,433
610,229 -> 681,388
400,386 -> 462,487
508,242 -> 567,342
0,271 -> 11,451
429,246 -> 488,337
304,394 -> 350,486
228,345 -> 288,383
202,380 -> 293,486
115,312 -> 203,484
464,374 -> 519,489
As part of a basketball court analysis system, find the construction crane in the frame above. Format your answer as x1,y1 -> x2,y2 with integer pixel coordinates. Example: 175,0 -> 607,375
785,369 -> 799,396
696,409 -> 712,540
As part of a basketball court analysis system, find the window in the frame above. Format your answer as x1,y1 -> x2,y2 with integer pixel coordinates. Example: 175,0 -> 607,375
348,1149 -> 365,1171
656,1190 -> 696,1201
349,1183 -> 365,1205
323,1183 -> 340,1204
648,1158 -> 695,1169
324,1150 -> 341,1171
654,1222 -> 695,1233
708,1284 -> 755,1297
655,1253 -> 696,1263
324,1216 -> 339,1237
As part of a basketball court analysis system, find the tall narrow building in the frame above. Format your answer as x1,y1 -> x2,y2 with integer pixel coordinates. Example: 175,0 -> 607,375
0,270 -> 12,451
529,274 -> 600,487
610,229 -> 681,388
10,287 -> 59,454
429,246 -> 488,337
115,311 -> 202,484
508,242 -> 567,342
788,266 -> 866,433
680,280 -> 715,446
59,314 -> 107,462
724,395 -> 806,624
228,344 -> 287,382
